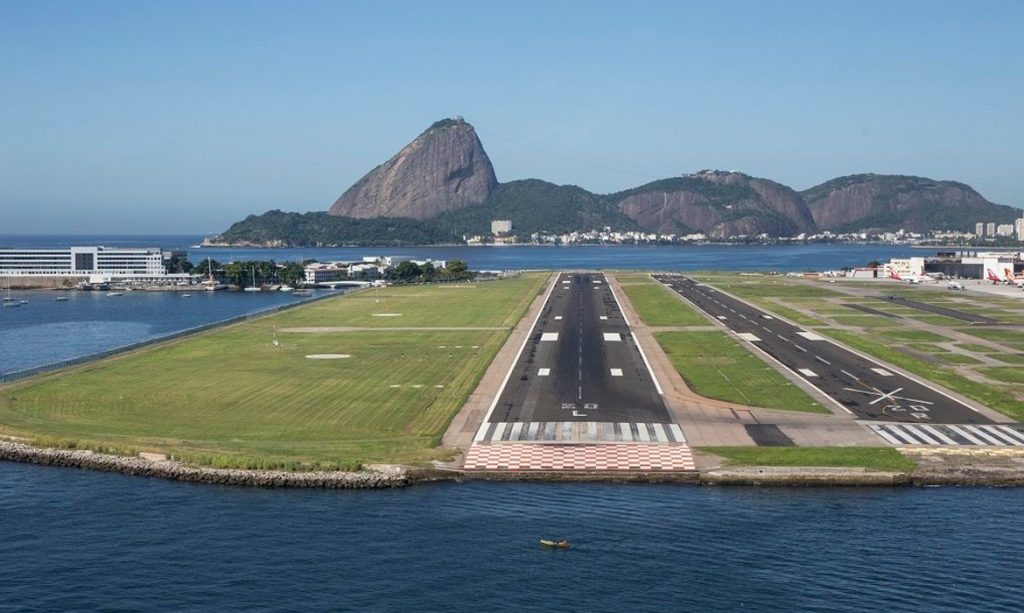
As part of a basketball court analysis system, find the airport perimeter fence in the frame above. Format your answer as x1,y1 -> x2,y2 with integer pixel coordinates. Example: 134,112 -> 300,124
0,290 -> 346,384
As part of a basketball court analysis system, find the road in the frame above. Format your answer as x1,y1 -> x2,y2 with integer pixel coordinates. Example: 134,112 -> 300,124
477,272 -> 674,443
654,274 -> 992,424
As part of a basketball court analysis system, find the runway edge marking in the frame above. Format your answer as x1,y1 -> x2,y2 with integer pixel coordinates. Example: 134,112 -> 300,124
607,274 -> 664,395
472,272 -> 561,443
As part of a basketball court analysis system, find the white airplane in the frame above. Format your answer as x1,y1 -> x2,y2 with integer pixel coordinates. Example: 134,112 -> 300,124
1002,268 -> 1024,288
946,282 -> 966,291
888,270 -> 933,284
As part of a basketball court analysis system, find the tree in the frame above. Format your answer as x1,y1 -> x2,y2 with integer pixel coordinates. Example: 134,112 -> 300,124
166,254 -> 194,274
393,260 -> 422,282
445,259 -> 470,280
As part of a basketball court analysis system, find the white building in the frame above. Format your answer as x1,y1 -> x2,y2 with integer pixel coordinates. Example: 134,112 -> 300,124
303,262 -> 349,284
0,246 -> 185,283
491,219 -> 512,235
884,257 -> 926,277
997,224 -> 1015,237
975,222 -> 986,237
1016,217 -> 1024,241
986,222 -> 997,236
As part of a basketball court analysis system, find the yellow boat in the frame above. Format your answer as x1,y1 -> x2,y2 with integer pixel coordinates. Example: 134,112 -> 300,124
540,539 -> 570,548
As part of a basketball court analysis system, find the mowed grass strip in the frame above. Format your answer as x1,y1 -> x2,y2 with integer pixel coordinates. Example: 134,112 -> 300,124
622,283 -> 708,326
655,331 -> 826,413
701,447 -> 916,472
0,274 -> 549,469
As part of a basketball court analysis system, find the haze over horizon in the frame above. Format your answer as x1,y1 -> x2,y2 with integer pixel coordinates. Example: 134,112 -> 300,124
2,0 -> 1022,234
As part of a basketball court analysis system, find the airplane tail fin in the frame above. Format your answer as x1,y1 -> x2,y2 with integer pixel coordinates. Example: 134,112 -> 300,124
889,270 -> 901,281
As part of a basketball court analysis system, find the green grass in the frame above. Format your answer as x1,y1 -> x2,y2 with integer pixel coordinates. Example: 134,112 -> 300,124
960,328 -> 1024,345
878,329 -> 949,342
990,353 -> 1024,365
827,315 -> 895,329
621,283 -> 708,326
701,446 -> 916,472
654,331 -> 826,413
937,353 -> 983,365
825,330 -> 1024,420
957,343 -> 999,353
0,274 -> 549,469
978,367 -> 1024,385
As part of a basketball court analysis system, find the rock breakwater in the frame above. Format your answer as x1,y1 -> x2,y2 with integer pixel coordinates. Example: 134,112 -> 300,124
0,441 -> 411,488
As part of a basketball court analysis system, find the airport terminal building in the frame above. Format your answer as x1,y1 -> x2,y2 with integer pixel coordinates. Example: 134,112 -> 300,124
0,246 -> 192,286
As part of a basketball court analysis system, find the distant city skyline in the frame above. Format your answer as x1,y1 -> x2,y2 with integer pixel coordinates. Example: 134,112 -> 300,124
2,0 -> 1022,234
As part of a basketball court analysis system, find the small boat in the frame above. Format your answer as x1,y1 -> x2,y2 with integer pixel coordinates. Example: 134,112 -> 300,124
2,301 -> 20,308
539,539 -> 570,548
182,294 -> 192,298
278,286 -> 294,293
54,296 -> 69,302
243,265 -> 262,292
106,292 -> 124,297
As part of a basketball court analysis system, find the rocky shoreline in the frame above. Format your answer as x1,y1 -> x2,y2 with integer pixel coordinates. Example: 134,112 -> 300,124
6,441 -> 1024,488
0,441 -> 412,489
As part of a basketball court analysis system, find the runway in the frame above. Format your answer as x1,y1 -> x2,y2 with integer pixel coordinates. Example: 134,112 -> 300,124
654,274 -> 992,424
481,272 -> 671,428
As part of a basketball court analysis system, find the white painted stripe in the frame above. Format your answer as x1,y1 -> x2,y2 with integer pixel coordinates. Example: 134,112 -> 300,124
962,425 -> 1005,446
797,331 -> 825,341
610,368 -> 623,377
870,425 -> 904,446
593,280 -> 601,284
947,425 -> 986,445
509,422 -> 523,441
737,332 -> 761,342
798,368 -> 818,378
562,280 -> 571,284
979,426 -> 1024,446
537,368 -> 550,376
717,315 -> 727,320
669,424 -> 686,443
599,315 -> 608,320
900,425 -> 942,445
871,368 -> 894,377
554,315 -> 563,320
603,333 -> 621,341
527,422 -> 540,440
886,424 -> 928,444
919,424 -> 958,445
636,424 -> 651,442
991,426 -> 1024,445
619,422 -> 633,442
631,331 -> 664,395
815,355 -> 831,365
652,423 -> 668,442
541,332 -> 559,341
761,315 -> 773,319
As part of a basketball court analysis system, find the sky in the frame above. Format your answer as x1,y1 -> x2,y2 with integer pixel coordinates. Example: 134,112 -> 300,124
2,0 -> 1022,234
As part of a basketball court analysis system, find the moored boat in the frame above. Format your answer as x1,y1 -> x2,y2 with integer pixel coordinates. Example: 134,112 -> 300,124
539,539 -> 570,548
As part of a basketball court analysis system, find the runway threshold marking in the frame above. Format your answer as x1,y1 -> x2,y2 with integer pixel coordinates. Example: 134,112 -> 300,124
869,423 -> 1024,446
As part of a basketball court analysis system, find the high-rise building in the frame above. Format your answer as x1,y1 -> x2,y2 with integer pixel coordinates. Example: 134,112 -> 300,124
986,222 -> 997,236
975,222 -> 986,237
997,224 -> 1015,237
491,219 -> 512,235
1016,217 -> 1024,241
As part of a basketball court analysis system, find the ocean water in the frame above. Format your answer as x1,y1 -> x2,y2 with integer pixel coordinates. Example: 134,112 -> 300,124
3,235 -> 1018,611
1,463 -> 1022,612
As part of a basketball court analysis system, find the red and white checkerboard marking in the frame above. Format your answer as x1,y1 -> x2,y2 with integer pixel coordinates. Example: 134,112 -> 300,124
463,443 -> 696,472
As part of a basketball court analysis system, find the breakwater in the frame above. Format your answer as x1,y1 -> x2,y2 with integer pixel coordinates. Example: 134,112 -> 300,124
0,441 -> 409,488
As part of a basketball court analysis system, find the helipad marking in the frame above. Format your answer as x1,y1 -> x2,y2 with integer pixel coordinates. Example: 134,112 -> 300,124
541,333 -> 559,341
797,331 -> 825,341
610,368 -> 623,377
538,368 -> 551,376
603,333 -> 621,342
872,368 -> 894,377
798,368 -> 818,378
737,332 -> 761,342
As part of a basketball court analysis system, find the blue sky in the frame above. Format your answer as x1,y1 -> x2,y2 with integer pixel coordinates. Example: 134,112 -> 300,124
2,0 -> 1022,234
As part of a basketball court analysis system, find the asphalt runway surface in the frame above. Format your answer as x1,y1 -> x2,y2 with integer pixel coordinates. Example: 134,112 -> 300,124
486,272 -> 670,425
874,295 -> 1000,325
654,275 -> 992,424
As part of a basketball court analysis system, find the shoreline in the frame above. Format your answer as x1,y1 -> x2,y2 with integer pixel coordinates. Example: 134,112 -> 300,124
5,441 -> 1024,488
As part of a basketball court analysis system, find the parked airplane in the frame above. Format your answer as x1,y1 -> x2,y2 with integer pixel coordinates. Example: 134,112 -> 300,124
889,270 -> 933,284
1003,268 -> 1024,288
947,282 -> 966,291
987,268 -> 1007,285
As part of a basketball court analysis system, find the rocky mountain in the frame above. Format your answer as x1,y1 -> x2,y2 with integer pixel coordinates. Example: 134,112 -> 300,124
213,119 -> 1022,246
610,171 -> 816,238
328,117 -> 498,220
802,174 -> 1021,233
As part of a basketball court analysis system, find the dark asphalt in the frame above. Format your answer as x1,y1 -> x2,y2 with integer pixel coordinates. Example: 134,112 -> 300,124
874,295 -> 1001,325
487,273 -> 670,424
654,274 -> 992,424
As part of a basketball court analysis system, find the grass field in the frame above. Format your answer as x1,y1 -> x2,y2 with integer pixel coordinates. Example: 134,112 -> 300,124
0,273 -> 549,469
655,331 -> 826,413
701,447 -> 916,471
621,283 -> 709,326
